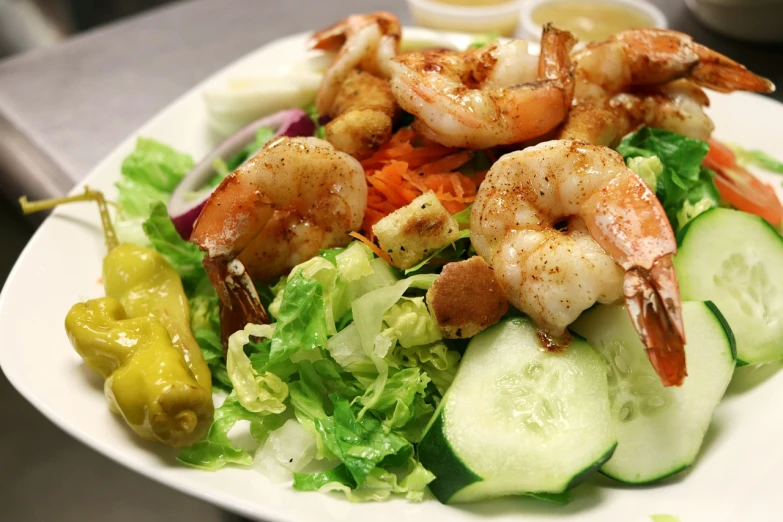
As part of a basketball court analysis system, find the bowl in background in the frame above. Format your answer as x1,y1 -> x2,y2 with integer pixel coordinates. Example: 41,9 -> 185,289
686,0 -> 783,44
520,0 -> 667,41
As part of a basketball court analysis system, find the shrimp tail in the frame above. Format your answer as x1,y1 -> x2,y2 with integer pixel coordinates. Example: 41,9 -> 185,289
204,257 -> 269,350
623,255 -> 687,387
309,11 -> 400,51
692,43 -> 775,94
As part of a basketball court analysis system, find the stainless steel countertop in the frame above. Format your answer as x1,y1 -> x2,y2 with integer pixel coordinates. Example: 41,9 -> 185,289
0,1 -> 781,521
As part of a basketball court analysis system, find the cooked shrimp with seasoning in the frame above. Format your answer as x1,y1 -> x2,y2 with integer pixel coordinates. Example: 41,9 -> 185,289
190,136 -> 367,341
310,11 -> 401,115
389,24 -> 576,149
311,13 -> 401,159
558,28 -> 776,145
471,139 -> 687,386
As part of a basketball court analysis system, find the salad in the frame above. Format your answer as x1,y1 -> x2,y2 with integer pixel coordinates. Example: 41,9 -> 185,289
22,12 -> 783,508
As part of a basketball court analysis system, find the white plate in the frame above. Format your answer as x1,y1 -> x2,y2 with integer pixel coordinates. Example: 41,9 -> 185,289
2,28 -> 783,522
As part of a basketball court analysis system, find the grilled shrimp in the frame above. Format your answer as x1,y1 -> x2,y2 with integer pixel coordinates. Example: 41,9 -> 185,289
389,25 -> 576,149
310,12 -> 401,115
471,139 -> 687,387
559,28 -> 775,145
191,137 -> 367,341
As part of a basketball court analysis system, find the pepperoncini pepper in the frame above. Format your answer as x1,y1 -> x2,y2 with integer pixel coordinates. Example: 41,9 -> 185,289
21,188 -> 214,447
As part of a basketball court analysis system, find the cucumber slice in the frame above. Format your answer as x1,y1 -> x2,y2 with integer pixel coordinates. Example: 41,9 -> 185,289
418,317 -> 616,503
571,302 -> 736,483
674,208 -> 783,365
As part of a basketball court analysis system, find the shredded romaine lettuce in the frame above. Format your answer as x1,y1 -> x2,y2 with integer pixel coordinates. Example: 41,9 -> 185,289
116,138 -> 193,221
267,271 -> 329,366
617,127 -> 721,229
336,242 -> 374,282
326,323 -> 376,374
121,138 -> 194,192
227,323 -> 288,413
352,274 -> 438,359
177,393 -> 283,470
142,203 -> 210,294
381,297 -> 441,349
627,155 -> 663,192
294,461 -> 433,502
113,135 -> 447,501
676,197 -> 716,230
315,397 -> 413,485
113,215 -> 152,246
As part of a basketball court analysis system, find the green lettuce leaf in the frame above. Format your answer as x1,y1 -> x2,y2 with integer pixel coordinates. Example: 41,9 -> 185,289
452,205 -> 472,228
381,297 -> 441,349
318,247 -> 347,266
121,137 -> 194,193
225,126 -> 277,171
289,379 -> 328,428
393,341 -> 461,395
113,215 -> 152,247
293,464 -> 356,491
142,202 -> 210,295
627,155 -> 663,192
268,271 -> 329,366
177,393 -> 282,470
617,127 -> 720,229
116,180 -> 171,219
114,138 -> 194,240
194,328 -> 232,391
352,274 -> 438,359
289,360 -> 363,460
305,103 -> 326,140
190,293 -> 220,332
326,323 -> 376,374
293,459 -> 434,502
335,242 -> 374,282
313,398 -> 413,486
226,323 -> 289,413
360,367 -> 431,433
403,229 -> 471,275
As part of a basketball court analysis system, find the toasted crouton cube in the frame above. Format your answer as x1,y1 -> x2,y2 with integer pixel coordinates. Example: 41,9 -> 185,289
372,192 -> 460,269
426,256 -> 508,339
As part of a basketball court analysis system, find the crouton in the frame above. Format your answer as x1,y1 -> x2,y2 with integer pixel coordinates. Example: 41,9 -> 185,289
426,256 -> 508,339
372,192 -> 460,269
325,70 -> 398,159
325,109 -> 392,159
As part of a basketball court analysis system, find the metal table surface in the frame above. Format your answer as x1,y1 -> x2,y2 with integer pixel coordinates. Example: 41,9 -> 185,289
0,1 -> 780,521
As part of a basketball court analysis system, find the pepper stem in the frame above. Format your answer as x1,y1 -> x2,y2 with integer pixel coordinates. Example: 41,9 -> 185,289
19,187 -> 120,251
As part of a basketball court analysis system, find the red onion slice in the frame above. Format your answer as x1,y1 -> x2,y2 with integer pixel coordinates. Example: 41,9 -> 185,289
168,109 -> 316,239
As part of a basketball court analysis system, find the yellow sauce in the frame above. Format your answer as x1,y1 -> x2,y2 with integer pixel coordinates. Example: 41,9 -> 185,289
532,1 -> 654,42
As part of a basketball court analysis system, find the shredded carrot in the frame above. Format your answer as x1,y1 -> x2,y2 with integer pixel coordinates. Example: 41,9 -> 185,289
350,231 -> 395,266
359,127 -> 487,243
